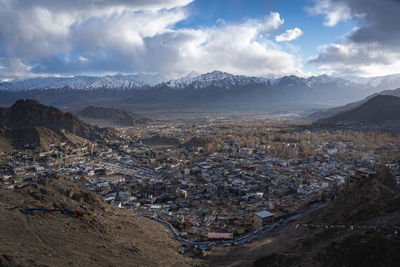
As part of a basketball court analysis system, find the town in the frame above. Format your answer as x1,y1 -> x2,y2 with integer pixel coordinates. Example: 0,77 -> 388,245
2,119 -> 400,244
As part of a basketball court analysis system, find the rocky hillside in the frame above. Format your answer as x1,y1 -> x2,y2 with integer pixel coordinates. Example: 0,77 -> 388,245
0,99 -> 115,151
76,106 -> 150,127
0,178 -> 197,266
0,126 -> 87,151
0,99 -> 96,136
316,95 -> 400,125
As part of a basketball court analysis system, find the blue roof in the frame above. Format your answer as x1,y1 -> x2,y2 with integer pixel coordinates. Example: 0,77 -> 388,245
255,210 -> 274,218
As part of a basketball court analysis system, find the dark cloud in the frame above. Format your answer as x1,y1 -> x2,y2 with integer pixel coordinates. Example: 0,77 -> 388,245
309,0 -> 400,76
344,0 -> 400,46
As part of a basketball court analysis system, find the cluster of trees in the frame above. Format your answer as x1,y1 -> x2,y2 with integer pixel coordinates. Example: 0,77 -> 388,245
128,120 -> 400,164
196,121 -> 400,163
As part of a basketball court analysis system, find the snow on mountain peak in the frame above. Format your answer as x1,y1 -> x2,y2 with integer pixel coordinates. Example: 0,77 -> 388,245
164,70 -> 267,89
344,74 -> 400,90
0,71 -> 399,92
0,75 -> 144,91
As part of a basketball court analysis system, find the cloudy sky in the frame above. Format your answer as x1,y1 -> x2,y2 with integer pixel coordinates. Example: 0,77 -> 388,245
0,0 -> 399,80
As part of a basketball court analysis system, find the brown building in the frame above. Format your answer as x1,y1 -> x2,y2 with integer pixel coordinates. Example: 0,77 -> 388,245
253,210 -> 274,228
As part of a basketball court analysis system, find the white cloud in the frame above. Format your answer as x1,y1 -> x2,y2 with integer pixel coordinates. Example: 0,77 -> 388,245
73,8 -> 187,52
0,1 -> 305,79
275,28 -> 303,42
310,43 -> 394,66
120,11 -> 300,76
259,11 -> 284,32
308,0 -> 351,27
78,56 -> 88,62
161,21 -> 300,76
0,58 -> 32,79
316,61 -> 400,77
0,0 -> 194,59
88,11 -> 300,77
0,57 -> 59,80
310,42 -> 400,77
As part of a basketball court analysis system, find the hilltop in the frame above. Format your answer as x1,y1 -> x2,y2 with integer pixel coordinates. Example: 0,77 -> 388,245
0,99 -> 115,151
0,99 -> 92,136
76,106 -> 150,127
316,95 -> 400,125
307,87 -> 400,121
0,178 -> 197,266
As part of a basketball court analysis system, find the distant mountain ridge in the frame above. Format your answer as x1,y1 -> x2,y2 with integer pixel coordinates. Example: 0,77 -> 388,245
0,71 -> 200,91
2,71 -> 399,92
316,95 -> 400,125
0,71 -> 399,112
162,71 -> 268,89
0,75 -> 145,91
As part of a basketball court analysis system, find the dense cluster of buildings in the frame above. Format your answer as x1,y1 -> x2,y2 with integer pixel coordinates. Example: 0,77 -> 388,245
1,121 -> 400,241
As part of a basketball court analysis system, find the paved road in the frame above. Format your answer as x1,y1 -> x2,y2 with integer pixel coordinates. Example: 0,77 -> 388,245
105,159 -> 164,179
137,213 -> 282,248
138,201 -> 329,248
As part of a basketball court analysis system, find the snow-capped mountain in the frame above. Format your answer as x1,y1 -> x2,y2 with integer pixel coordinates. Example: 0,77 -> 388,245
163,71 -> 268,89
345,74 -> 400,90
0,71 -> 399,101
0,70 -> 399,113
267,74 -> 350,88
83,75 -> 144,90
123,71 -> 200,86
0,75 -> 144,91
304,74 -> 350,87
0,71 -> 202,91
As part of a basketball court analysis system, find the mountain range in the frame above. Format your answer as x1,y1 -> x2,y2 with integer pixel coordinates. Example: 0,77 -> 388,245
0,71 -> 399,112
2,71 -> 400,92
0,71 -> 202,91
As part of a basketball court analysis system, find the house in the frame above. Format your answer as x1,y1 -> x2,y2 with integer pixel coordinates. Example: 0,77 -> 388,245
326,148 -> 338,155
253,210 -> 274,228
355,168 -> 376,178
239,148 -> 253,155
207,232 -> 233,239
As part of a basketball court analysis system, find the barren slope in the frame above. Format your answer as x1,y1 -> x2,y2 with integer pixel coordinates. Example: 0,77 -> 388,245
76,106 -> 150,127
0,179 -> 199,266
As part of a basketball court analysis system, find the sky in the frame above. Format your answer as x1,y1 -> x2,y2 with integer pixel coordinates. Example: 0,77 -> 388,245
0,0 -> 400,81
